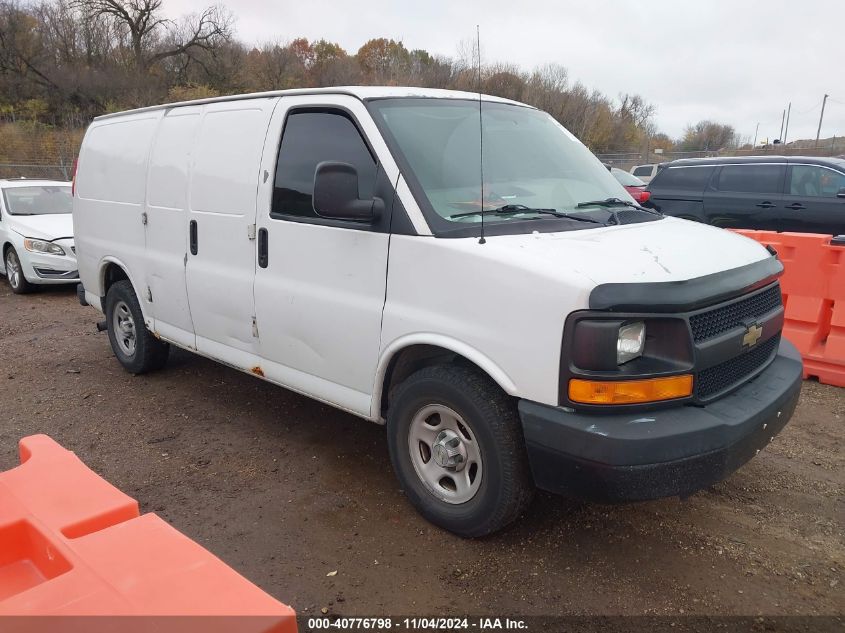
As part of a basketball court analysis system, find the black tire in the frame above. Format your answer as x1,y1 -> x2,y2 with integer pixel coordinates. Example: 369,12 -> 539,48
105,280 -> 169,374
386,364 -> 534,537
4,247 -> 33,294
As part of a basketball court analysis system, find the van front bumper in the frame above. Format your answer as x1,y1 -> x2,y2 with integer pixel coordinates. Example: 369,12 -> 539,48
518,339 -> 802,502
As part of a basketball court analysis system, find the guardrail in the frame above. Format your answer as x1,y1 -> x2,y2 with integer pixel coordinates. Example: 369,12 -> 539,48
733,230 -> 845,388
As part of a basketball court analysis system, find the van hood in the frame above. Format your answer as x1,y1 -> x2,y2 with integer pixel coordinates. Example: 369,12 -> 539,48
7,213 -> 74,241
487,217 -> 771,287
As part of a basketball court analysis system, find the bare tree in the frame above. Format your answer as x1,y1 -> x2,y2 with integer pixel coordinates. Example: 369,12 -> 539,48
72,0 -> 233,73
0,1 -> 58,92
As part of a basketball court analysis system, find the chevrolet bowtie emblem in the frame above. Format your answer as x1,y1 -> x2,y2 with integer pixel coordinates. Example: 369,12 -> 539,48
742,323 -> 763,348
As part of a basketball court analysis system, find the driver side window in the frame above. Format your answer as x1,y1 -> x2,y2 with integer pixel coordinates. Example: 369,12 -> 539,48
271,110 -> 377,220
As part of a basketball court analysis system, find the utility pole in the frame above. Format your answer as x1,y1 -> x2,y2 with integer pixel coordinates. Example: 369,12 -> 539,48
753,122 -> 759,148
816,94 -> 829,147
783,102 -> 792,145
779,109 -> 785,142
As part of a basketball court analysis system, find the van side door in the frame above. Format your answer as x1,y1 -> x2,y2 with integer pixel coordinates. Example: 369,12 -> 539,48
144,106 -> 202,347
781,163 -> 845,234
185,97 -> 278,357
704,163 -> 785,230
253,95 -> 400,417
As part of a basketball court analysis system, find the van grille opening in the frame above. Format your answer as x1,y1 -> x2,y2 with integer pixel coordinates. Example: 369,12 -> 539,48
696,335 -> 780,400
689,284 -> 782,343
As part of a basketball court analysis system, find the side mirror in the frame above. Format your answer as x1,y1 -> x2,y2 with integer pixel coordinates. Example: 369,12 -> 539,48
313,161 -> 382,222
837,187 -> 845,199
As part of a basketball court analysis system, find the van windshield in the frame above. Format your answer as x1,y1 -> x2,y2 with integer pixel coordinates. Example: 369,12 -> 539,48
369,98 -> 649,235
2,185 -> 72,215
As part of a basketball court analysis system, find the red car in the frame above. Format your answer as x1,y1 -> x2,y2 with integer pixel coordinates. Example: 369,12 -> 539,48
606,165 -> 651,204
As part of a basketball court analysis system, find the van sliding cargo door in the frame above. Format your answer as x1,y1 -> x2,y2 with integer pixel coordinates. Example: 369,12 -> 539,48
144,106 -> 202,348
185,97 -> 279,359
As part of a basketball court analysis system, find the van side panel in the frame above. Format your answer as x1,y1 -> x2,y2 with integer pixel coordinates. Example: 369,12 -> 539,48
378,234 -> 591,410
74,114 -> 160,309
145,107 -> 202,347
185,98 -> 277,356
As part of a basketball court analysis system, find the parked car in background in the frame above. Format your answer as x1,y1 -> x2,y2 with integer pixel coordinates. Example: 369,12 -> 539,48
605,165 -> 650,204
0,179 -> 77,294
645,156 -> 845,234
630,163 -> 660,183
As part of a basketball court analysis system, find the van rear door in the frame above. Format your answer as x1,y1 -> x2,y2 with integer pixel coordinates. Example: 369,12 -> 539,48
186,97 -> 278,358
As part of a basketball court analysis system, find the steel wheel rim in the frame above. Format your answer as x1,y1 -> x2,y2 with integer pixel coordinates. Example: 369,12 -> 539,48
6,251 -> 20,289
407,404 -> 483,505
112,300 -> 137,356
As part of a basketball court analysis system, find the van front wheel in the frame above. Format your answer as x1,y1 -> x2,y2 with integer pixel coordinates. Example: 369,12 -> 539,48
386,365 -> 534,537
105,280 -> 169,374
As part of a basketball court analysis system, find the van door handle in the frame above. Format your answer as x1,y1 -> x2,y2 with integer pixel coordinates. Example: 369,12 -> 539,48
755,201 -> 775,209
786,203 -> 806,210
258,228 -> 268,268
189,220 -> 198,255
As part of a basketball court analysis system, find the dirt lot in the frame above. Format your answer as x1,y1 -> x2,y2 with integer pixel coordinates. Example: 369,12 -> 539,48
0,283 -> 842,618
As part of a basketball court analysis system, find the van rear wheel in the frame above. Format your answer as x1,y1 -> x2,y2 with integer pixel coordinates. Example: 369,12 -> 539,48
105,280 -> 169,374
386,365 -> 534,537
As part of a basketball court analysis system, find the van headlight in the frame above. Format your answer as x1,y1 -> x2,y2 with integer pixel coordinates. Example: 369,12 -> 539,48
617,321 -> 645,364
23,238 -> 66,256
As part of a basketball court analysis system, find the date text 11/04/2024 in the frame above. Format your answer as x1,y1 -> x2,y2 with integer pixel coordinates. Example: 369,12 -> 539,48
305,617 -> 528,630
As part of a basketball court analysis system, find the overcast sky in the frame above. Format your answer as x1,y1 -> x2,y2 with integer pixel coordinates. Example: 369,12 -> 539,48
168,0 -> 843,145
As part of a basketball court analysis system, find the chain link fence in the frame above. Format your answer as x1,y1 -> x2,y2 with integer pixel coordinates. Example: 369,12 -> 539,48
0,123 -> 83,181
0,163 -> 72,180
597,139 -> 845,172
1,122 -> 843,183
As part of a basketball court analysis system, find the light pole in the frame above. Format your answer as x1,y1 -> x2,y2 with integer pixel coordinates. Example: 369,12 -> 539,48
783,102 -> 792,145
816,94 -> 829,148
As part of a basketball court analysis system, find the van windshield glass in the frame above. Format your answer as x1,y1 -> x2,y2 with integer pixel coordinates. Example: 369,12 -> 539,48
2,185 -> 72,215
369,99 -> 643,231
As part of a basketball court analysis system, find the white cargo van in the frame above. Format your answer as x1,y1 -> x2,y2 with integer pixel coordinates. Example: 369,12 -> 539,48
73,87 -> 802,536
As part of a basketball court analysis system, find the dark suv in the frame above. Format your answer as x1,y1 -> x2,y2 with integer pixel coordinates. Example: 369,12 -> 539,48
646,156 -> 845,234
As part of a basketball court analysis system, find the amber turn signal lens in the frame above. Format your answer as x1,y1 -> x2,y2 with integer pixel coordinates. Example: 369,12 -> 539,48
568,374 -> 694,405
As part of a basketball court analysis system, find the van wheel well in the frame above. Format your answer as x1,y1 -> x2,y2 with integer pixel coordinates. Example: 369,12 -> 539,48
2,242 -> 12,259
102,263 -> 129,298
381,345 -> 494,417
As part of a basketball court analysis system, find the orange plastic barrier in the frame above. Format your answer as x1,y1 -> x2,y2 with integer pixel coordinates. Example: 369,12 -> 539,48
733,230 -> 845,388
0,434 -> 297,632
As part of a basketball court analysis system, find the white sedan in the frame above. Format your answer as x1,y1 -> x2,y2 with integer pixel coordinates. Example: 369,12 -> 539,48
0,179 -> 78,294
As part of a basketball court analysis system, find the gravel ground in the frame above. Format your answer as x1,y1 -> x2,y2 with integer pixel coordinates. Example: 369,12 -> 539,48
0,283 -> 842,618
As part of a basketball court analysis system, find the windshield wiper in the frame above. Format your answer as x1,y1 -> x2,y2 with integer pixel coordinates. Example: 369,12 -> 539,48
450,204 -> 605,224
576,197 -> 662,216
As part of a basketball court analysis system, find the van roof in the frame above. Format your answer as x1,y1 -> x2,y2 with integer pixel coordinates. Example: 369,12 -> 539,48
94,86 -> 533,121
